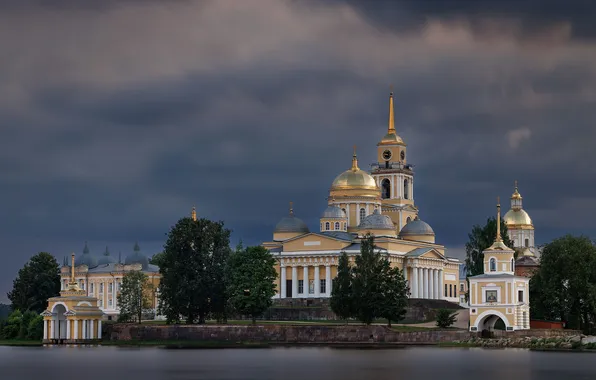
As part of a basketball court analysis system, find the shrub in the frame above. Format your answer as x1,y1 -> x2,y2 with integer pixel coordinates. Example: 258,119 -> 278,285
436,309 -> 458,328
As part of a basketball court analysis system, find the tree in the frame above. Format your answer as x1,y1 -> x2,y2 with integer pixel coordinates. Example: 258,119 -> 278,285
436,309 -> 458,328
378,263 -> 409,327
330,252 -> 354,323
159,217 -> 232,324
0,303 -> 10,319
227,246 -> 277,324
7,252 -> 61,313
529,235 -> 596,334
117,270 -> 152,323
465,217 -> 513,277
149,252 -> 165,267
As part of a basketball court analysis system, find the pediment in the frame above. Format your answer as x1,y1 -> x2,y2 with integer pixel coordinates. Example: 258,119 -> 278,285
282,233 -> 352,252
40,310 -> 52,317
420,249 -> 445,259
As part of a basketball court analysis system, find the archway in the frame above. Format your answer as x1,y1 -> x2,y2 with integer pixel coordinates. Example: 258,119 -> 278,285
473,310 -> 511,335
52,303 -> 68,340
381,179 -> 391,199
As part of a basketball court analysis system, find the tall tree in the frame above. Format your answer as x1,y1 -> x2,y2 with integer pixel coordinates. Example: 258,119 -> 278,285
8,252 -> 61,313
227,246 -> 277,324
378,263 -> 409,327
465,217 -> 513,277
330,252 -> 354,323
159,217 -> 232,324
117,270 -> 152,323
529,235 -> 596,334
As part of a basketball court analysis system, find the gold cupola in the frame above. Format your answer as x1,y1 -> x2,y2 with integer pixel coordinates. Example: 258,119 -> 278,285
503,181 -> 533,227
330,147 -> 380,197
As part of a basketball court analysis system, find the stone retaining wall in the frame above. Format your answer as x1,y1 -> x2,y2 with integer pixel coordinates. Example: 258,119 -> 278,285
105,324 -> 577,344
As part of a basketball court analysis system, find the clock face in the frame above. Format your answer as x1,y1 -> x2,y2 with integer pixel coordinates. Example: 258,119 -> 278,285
400,150 -> 405,161
382,150 -> 392,161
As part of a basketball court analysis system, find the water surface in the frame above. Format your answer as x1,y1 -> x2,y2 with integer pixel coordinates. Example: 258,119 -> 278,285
1,346 -> 594,380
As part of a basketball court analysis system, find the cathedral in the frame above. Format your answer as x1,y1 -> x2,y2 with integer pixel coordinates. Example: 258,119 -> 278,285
262,92 -> 461,303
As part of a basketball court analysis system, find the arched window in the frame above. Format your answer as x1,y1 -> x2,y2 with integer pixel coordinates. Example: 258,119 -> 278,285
406,216 -> 411,224
334,222 -> 340,230
342,223 -> 346,231
490,258 -> 496,272
404,179 -> 409,199
524,238 -> 529,247
381,179 -> 391,199
511,258 -> 514,272
325,222 -> 330,231
359,208 -> 366,221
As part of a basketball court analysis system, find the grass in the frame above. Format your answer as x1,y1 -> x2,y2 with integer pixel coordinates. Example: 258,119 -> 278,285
0,340 -> 43,347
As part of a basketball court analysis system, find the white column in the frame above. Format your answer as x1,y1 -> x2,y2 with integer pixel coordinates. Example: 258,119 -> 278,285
50,320 -> 55,339
390,176 -> 395,198
346,204 -> 350,226
403,264 -> 408,282
429,269 -> 435,300
325,265 -> 331,297
82,320 -> 87,339
98,320 -> 102,339
356,203 -> 361,225
90,320 -> 95,339
314,265 -> 320,297
113,279 -> 117,309
292,266 -> 298,298
439,270 -> 444,300
411,267 -> 418,298
43,320 -> 48,339
423,269 -> 429,299
280,266 -> 287,299
433,270 -> 439,300
74,320 -> 79,339
66,319 -> 71,340
418,268 -> 424,298
303,266 -> 309,297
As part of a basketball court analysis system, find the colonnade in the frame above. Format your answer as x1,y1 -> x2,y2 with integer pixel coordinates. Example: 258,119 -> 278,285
409,267 -> 443,300
44,319 -> 102,340
280,265 -> 332,298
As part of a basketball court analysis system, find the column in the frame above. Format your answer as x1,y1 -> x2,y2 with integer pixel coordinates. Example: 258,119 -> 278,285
325,265 -> 331,297
303,266 -> 309,297
439,270 -> 444,300
113,279 -> 117,309
66,319 -> 71,340
346,204 -> 350,226
423,269 -> 429,299
50,320 -> 55,339
356,203 -> 361,225
292,266 -> 298,298
390,176 -> 395,198
43,320 -> 48,340
74,320 -> 79,339
90,320 -> 95,339
280,266 -> 287,299
98,320 -> 102,339
433,270 -> 439,300
429,269 -> 435,300
403,264 -> 408,282
411,267 -> 418,298
418,268 -> 424,298
82,320 -> 87,339
314,265 -> 320,297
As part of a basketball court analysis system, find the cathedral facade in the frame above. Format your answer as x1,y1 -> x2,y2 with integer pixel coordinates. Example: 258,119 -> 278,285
262,92 -> 461,303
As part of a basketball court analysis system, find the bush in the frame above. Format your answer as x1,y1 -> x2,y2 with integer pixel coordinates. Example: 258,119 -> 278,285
436,309 -> 458,328
26,315 -> 44,340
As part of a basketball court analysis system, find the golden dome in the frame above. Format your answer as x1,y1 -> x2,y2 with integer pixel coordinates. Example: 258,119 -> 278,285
511,180 -> 522,200
503,209 -> 533,226
330,149 -> 379,191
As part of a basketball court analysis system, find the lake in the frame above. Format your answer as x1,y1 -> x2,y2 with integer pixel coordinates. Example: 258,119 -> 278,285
1,346 -> 595,380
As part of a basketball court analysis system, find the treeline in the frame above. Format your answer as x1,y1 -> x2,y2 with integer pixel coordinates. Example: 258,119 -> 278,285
0,309 -> 43,340
331,236 -> 409,327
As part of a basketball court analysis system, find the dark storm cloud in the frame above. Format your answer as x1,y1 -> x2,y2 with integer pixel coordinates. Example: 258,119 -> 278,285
1,0 -> 596,301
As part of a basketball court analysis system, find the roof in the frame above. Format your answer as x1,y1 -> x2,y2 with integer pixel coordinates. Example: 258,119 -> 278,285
399,217 -> 435,236
358,209 -> 394,230
321,205 -> 346,219
405,247 -> 433,257
85,262 -> 160,273
274,214 -> 310,234
317,231 -> 354,241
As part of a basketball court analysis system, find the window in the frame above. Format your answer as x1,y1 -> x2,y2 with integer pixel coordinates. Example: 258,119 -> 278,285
309,280 -> 315,294
444,284 -> 448,297
298,280 -> 304,294
518,290 -> 524,303
90,283 -> 94,293
460,283 -> 464,292
511,258 -> 515,272
406,216 -> 411,224
334,222 -> 340,230
325,222 -> 330,231
381,179 -> 391,199
486,290 -> 498,303
525,238 -> 529,247
404,179 -> 409,199
490,258 -> 496,272
109,283 -> 113,293
342,223 -> 346,231
100,283 -> 104,293
320,279 -> 326,294
359,208 -> 366,221
109,299 -> 113,307
98,300 -> 103,307
449,284 -> 453,298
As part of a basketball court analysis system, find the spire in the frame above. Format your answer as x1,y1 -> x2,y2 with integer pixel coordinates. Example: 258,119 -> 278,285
496,196 -> 502,242
104,246 -> 110,256
351,145 -> 359,171
134,241 -> 140,252
289,201 -> 294,215
191,206 -> 197,221
66,252 -> 80,291
83,241 -> 89,254
388,87 -> 395,134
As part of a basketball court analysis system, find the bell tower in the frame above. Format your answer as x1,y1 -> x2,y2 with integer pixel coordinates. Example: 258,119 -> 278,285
370,90 -> 418,232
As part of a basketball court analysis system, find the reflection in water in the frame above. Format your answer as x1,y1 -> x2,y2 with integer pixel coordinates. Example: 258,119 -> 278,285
0,346 -> 595,380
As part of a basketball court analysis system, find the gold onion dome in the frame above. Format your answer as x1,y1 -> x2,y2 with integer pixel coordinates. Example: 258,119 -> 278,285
330,148 -> 379,191
503,209 -> 532,226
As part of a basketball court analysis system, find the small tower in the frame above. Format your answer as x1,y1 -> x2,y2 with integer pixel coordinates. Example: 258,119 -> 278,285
503,181 -> 536,254
483,197 -> 515,274
320,198 -> 348,232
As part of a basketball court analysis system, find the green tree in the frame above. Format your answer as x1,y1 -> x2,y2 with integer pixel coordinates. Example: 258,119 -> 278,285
2,309 -> 23,339
159,217 -> 232,324
149,251 -> 165,267
436,309 -> 458,328
529,235 -> 596,334
7,252 -> 61,313
378,263 -> 409,327
117,270 -> 152,323
330,252 -> 354,323
26,314 -> 44,340
227,246 -> 277,324
465,217 -> 513,277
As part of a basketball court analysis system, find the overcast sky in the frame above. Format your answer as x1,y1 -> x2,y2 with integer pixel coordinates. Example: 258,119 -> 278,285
2,0 -> 595,303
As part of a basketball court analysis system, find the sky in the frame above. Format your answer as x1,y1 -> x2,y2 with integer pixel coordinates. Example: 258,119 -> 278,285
1,0 -> 595,303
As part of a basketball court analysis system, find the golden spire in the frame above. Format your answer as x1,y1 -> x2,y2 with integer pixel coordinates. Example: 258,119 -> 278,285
496,196 -> 502,242
351,145 -> 359,171
388,87 -> 395,134
289,201 -> 294,215
66,252 -> 81,291
191,206 -> 197,221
